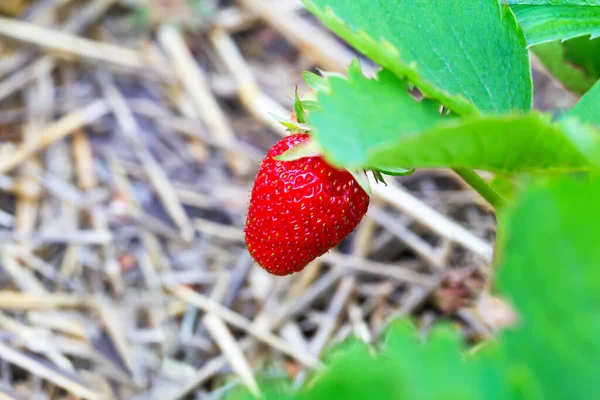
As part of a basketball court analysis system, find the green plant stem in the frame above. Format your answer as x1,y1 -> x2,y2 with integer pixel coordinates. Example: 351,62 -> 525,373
452,168 -> 505,210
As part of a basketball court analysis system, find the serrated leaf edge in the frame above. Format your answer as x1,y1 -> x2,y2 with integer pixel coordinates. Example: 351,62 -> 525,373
302,0 -> 480,116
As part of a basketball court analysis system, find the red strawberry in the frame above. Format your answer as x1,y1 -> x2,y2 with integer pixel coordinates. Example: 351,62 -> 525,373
245,133 -> 370,276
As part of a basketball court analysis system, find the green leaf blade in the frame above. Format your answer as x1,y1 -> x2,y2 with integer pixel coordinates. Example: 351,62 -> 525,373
303,0 -> 532,115
310,68 -> 444,168
497,175 -> 600,399
511,4 -> 600,45
532,37 -> 600,95
562,82 -> 600,165
297,321 -> 506,400
309,66 -> 594,174
369,114 -> 595,174
506,0 -> 600,6
294,89 -> 308,123
566,79 -> 600,127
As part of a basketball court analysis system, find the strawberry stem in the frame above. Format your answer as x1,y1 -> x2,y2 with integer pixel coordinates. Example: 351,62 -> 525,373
452,168 -> 505,210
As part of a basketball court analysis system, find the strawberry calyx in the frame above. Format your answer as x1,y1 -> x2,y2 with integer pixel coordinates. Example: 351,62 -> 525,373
269,112 -> 310,132
274,137 -> 322,161
271,91 -> 413,196
293,87 -> 308,124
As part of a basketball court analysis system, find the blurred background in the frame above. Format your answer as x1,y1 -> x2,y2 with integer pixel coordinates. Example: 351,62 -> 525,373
0,0 -> 578,399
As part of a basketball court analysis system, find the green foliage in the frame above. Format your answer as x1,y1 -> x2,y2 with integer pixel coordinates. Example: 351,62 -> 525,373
506,0 -> 600,4
509,4 -> 600,45
299,100 -> 321,112
496,175 -> 600,399
532,36 -> 600,95
231,322 -> 511,400
297,0 -> 600,180
489,175 -> 521,200
369,115 -> 594,173
308,66 -> 444,168
294,89 -> 308,124
562,35 -> 600,76
308,64 -> 595,173
566,79 -> 600,127
296,323 -> 508,400
270,113 -> 309,132
501,2 -> 600,91
302,0 -> 532,115
563,82 -> 600,165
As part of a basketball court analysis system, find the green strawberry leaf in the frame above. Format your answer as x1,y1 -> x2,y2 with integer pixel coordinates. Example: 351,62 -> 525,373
531,36 -> 600,95
561,81 -> 600,166
296,321 -> 512,400
303,0 -> 532,115
369,115 -> 596,174
506,0 -> 600,4
562,35 -> 600,78
566,79 -> 600,128
294,88 -> 308,124
310,65 -> 596,174
310,65 -> 445,168
509,3 -> 600,45
497,175 -> 600,399
531,38 -> 598,95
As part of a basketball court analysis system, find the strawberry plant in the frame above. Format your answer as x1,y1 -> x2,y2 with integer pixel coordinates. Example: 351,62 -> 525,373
239,0 -> 600,398
534,35 -> 600,96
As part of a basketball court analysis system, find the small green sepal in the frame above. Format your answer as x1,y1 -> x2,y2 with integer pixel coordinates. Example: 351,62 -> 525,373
374,167 -> 415,177
294,87 -> 308,124
269,113 -> 310,132
275,138 -> 322,161
350,170 -> 372,196
300,100 -> 322,112
371,170 -> 387,186
303,71 -> 331,93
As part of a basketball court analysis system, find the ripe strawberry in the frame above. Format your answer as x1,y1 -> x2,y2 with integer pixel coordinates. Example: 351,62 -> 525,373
245,133 -> 370,276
